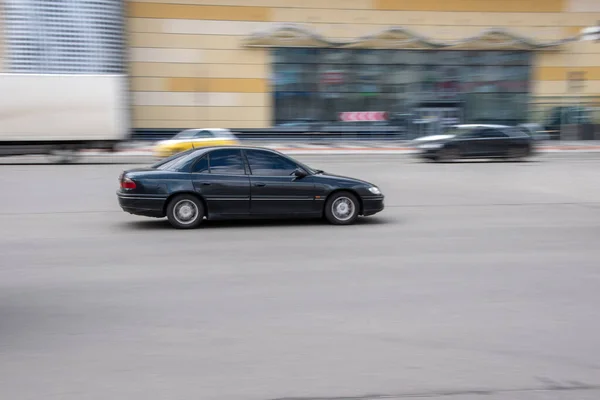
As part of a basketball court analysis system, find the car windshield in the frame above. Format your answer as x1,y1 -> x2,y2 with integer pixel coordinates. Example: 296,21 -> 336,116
172,130 -> 198,139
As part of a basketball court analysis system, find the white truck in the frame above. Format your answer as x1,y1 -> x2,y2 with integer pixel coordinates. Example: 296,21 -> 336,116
0,73 -> 129,162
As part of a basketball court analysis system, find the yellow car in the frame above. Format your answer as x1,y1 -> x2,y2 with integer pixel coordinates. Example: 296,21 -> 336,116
153,128 -> 240,158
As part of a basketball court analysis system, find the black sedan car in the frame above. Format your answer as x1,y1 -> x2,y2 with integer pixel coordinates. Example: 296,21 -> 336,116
117,146 -> 384,229
413,124 -> 534,162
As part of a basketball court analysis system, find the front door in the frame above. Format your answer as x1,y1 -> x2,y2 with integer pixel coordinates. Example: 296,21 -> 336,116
244,149 -> 317,215
480,128 -> 510,157
190,149 -> 250,215
454,128 -> 487,157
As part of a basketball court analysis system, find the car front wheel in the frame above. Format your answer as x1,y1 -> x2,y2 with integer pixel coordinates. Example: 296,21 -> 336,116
324,191 -> 360,225
507,146 -> 529,161
166,194 -> 204,229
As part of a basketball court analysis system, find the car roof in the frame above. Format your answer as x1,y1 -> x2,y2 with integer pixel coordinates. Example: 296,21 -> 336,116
186,128 -> 229,131
164,146 -> 314,172
181,128 -> 230,132
191,145 -> 281,154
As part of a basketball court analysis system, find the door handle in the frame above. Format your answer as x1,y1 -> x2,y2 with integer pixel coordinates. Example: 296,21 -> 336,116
201,182 -> 211,186
254,182 -> 266,187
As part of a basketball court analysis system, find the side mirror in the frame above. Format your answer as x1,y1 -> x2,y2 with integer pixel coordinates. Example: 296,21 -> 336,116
293,168 -> 307,179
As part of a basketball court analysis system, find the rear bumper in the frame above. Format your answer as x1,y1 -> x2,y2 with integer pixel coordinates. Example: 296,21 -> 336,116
361,195 -> 385,216
117,192 -> 167,218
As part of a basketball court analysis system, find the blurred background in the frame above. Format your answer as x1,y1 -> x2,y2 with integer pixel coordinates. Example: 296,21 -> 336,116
3,3 -> 600,400
1,0 -> 599,151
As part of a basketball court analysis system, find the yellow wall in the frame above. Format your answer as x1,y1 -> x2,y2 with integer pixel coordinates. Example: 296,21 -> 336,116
127,0 -> 600,129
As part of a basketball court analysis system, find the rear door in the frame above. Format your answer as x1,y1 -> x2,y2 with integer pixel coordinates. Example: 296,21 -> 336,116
244,149 -> 317,215
190,149 -> 250,215
454,128 -> 486,156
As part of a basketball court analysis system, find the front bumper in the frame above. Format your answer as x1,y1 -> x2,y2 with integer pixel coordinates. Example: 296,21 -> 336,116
362,195 -> 385,216
418,149 -> 441,159
412,145 -> 444,158
117,192 -> 167,218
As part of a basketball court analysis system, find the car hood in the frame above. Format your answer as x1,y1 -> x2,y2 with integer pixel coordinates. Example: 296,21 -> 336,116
413,134 -> 455,143
313,172 -> 373,186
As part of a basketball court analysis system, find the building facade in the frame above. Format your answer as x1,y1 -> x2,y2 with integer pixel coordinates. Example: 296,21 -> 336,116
1,0 -> 599,132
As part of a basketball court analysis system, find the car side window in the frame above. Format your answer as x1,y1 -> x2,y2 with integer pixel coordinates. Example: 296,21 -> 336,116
463,129 -> 484,139
207,149 -> 245,175
483,129 -> 508,138
194,130 -> 213,139
245,149 -> 298,176
191,155 -> 209,173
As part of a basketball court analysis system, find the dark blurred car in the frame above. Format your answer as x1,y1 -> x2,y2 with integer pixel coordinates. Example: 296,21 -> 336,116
413,124 -> 534,162
117,146 -> 384,229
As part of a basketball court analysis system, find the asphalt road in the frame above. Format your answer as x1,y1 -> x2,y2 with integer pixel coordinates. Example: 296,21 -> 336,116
1,154 -> 600,400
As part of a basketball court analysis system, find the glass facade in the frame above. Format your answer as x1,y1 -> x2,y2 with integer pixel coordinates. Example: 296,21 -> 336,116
3,0 -> 125,74
272,49 -> 532,127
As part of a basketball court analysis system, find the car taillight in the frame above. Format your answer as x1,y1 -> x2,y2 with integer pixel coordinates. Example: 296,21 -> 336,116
120,177 -> 136,190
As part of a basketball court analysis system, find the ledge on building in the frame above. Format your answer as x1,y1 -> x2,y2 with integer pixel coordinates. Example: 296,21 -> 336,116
242,24 -> 575,51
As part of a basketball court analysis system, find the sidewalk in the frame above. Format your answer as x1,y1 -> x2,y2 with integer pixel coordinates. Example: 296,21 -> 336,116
106,141 -> 600,156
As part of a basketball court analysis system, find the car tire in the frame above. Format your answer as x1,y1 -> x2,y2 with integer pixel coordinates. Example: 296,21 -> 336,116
507,147 -> 528,162
166,194 -> 204,229
436,147 -> 460,163
324,191 -> 360,225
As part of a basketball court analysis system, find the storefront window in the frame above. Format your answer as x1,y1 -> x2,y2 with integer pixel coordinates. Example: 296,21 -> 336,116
272,49 -> 532,126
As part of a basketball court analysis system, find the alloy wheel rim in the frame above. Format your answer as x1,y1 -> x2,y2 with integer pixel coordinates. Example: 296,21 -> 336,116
173,200 -> 199,225
332,197 -> 355,221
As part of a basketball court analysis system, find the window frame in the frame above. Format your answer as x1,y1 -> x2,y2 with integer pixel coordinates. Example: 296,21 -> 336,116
193,130 -> 214,139
200,149 -> 248,176
243,148 -> 302,177
189,154 -> 210,174
481,128 -> 509,139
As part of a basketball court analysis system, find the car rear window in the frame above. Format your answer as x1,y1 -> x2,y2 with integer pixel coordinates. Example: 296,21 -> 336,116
215,130 -> 236,139
152,149 -> 198,170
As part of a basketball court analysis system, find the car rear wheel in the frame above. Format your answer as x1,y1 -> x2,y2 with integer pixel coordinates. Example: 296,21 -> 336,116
324,191 -> 360,225
166,195 -> 204,229
436,147 -> 460,162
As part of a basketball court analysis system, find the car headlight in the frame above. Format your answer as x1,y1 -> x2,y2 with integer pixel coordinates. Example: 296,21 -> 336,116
419,143 -> 444,149
368,186 -> 381,195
